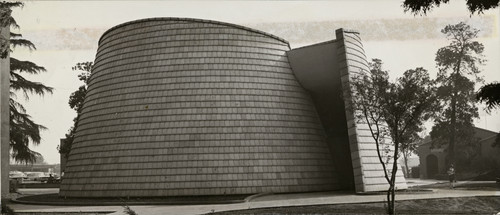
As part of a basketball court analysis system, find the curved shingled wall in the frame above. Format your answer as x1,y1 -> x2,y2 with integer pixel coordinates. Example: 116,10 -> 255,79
59,18 -> 340,197
336,29 -> 407,192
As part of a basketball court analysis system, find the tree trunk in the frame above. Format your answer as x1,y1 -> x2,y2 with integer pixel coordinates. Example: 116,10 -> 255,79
390,130 -> 400,214
1,24 -> 11,201
449,51 -> 463,167
389,152 -> 398,214
403,152 -> 410,178
386,171 -> 397,215
449,94 -> 456,166
386,130 -> 400,215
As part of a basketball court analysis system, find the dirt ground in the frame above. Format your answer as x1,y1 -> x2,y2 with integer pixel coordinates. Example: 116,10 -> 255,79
209,196 -> 500,215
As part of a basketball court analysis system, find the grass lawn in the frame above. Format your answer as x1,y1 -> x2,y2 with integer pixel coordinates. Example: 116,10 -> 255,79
208,196 -> 500,214
417,181 -> 500,191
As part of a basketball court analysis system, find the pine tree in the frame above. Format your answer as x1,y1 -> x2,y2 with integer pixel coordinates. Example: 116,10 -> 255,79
477,82 -> 500,111
403,0 -> 499,15
1,1 -> 53,164
431,22 -> 485,168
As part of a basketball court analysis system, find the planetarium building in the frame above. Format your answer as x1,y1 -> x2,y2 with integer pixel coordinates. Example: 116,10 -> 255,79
60,18 -> 406,197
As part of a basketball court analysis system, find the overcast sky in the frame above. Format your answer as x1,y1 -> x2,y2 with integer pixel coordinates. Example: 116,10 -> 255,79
10,1 -> 500,164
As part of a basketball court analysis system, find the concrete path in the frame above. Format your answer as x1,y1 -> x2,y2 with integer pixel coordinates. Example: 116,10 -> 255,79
13,188 -> 59,195
405,178 -> 445,187
111,189 -> 500,215
7,180 -> 500,215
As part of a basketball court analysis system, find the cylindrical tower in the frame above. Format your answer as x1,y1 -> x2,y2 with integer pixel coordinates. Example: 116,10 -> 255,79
60,18 -> 341,197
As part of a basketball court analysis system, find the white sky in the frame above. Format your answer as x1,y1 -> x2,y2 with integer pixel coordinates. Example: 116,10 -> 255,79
9,1 -> 500,164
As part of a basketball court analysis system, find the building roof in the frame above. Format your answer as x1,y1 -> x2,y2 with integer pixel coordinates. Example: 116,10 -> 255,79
98,17 -> 289,45
420,127 -> 498,146
418,136 -> 432,146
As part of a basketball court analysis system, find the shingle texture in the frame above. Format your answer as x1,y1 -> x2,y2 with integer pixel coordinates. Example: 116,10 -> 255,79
336,29 -> 407,192
59,18 -> 340,197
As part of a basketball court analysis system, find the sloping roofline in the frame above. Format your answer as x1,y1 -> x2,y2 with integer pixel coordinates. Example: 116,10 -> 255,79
98,17 -> 289,45
420,126 -> 498,145
289,28 -> 361,51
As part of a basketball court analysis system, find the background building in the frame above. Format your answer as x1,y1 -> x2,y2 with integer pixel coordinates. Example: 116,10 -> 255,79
10,164 -> 60,175
418,127 -> 500,179
60,18 -> 406,197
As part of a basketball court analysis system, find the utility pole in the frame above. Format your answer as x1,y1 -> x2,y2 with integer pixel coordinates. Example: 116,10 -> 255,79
1,13 -> 11,206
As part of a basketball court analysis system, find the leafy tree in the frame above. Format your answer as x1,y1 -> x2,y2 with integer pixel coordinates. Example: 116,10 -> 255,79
351,59 -> 435,215
477,82 -> 500,148
431,22 -> 484,168
59,62 -> 92,158
1,1 -> 53,164
477,82 -> 500,111
402,0 -> 500,154
399,124 -> 422,177
403,0 -> 499,15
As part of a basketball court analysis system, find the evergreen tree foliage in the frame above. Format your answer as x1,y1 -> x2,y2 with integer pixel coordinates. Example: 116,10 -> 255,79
431,22 -> 485,168
477,82 -> 500,112
1,1 -> 53,164
476,82 -> 500,148
403,0 -> 499,15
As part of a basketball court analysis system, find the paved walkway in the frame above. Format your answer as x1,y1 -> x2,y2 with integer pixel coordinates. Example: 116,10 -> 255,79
7,179 -> 500,215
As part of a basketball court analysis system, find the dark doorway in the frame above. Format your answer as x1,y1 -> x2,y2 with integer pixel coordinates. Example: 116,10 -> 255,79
426,154 -> 438,179
309,90 -> 355,190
